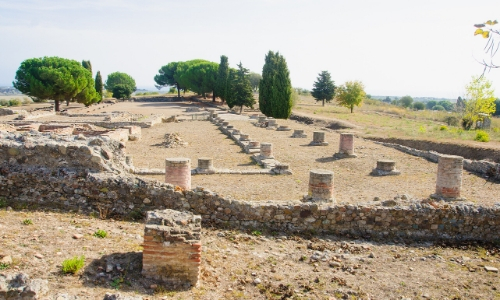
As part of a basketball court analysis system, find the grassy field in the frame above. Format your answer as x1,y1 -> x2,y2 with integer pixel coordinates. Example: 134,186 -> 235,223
293,95 -> 500,144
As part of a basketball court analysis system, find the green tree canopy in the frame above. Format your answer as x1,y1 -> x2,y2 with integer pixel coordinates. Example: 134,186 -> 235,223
82,60 -> 92,75
105,72 -> 136,96
215,55 -> 229,103
311,70 -> 336,107
437,100 -> 453,111
95,71 -> 103,102
426,100 -> 437,110
154,62 -> 183,97
413,102 -> 425,110
227,62 -> 255,114
112,84 -> 134,100
335,81 -> 366,113
399,95 -> 413,108
258,51 -> 293,119
175,59 -> 218,101
461,76 -> 496,129
13,56 -> 98,111
249,72 -> 262,92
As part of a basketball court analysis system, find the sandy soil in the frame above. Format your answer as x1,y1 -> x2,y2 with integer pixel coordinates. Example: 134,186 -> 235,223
125,110 -> 500,206
1,100 -> 499,299
1,209 -> 499,299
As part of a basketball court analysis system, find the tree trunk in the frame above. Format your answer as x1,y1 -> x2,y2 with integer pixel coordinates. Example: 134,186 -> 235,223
322,99 -> 325,107
176,83 -> 180,98
350,105 -> 353,113
212,93 -> 216,102
66,99 -> 70,106
239,106 -> 243,114
55,100 -> 60,112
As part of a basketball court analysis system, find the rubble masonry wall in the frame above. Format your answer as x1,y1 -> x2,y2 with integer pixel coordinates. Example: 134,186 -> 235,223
1,135 -> 499,242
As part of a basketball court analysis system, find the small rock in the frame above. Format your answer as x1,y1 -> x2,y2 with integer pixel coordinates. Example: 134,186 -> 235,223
368,252 -> 375,258
143,198 -> 151,204
73,234 -> 84,239
484,266 -> 499,273
253,278 -> 262,284
0,255 -> 13,264
106,264 -> 114,273
34,253 -> 44,259
150,284 -> 158,289
217,232 -> 226,237
329,261 -> 342,268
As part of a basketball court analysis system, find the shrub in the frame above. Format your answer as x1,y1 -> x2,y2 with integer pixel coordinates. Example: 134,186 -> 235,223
440,125 -> 448,131
0,197 -> 7,208
168,87 -> 177,94
444,116 -> 459,126
22,97 -> 32,105
0,100 -> 9,107
62,256 -> 85,274
22,219 -> 33,225
93,229 -> 107,238
413,102 -> 425,110
418,126 -> 426,133
8,99 -> 22,106
433,105 -> 445,111
474,130 -> 490,142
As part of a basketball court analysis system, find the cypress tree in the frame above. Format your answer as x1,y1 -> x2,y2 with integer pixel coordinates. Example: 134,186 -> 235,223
258,51 -> 292,119
82,60 -> 92,75
95,71 -> 103,102
215,55 -> 229,103
232,62 -> 255,114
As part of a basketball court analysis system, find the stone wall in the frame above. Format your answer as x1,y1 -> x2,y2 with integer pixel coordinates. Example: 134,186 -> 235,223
1,134 -> 500,242
0,131 -> 129,173
376,141 -> 500,181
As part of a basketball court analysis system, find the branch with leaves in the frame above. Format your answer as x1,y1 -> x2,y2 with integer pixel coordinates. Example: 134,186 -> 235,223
474,20 -> 499,72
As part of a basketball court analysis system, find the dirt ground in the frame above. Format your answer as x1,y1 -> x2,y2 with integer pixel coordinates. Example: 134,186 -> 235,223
1,209 -> 499,299
1,100 -> 499,299
123,104 -> 500,206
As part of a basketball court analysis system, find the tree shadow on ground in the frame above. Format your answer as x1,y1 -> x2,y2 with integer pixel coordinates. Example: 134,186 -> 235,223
315,156 -> 336,163
82,252 -> 191,296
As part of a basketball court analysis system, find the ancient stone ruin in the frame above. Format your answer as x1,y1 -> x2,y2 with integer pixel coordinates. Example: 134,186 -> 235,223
371,160 -> 401,176
142,209 -> 202,288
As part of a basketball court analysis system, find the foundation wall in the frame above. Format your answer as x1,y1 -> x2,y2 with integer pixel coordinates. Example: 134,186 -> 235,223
1,166 -> 500,242
1,135 -> 500,242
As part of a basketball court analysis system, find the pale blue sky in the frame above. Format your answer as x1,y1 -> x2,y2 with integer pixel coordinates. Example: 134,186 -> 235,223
1,0 -> 499,98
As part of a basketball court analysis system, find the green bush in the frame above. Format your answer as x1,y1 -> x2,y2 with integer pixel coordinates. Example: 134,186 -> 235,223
62,256 -> 85,274
8,99 -> 21,106
439,125 -> 448,131
444,116 -> 459,126
0,197 -> 7,208
474,130 -> 490,142
93,229 -> 107,238
432,105 -> 445,111
0,100 -> 9,107
22,219 -> 33,225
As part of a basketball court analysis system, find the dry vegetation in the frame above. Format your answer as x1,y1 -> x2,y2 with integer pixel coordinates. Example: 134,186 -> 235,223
1,98 -> 499,299
293,95 -> 500,145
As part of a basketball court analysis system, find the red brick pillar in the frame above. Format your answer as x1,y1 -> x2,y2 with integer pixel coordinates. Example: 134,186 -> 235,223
142,209 -> 202,288
435,155 -> 463,199
339,133 -> 354,155
165,158 -> 191,190
305,169 -> 335,203
260,143 -> 273,159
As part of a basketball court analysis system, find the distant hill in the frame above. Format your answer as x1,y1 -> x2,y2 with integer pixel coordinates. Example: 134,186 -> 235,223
372,95 -> 456,103
0,86 -> 21,96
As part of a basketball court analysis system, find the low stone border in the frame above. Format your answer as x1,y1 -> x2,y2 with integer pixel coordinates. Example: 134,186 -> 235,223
375,141 -> 500,181
1,166 -> 499,242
